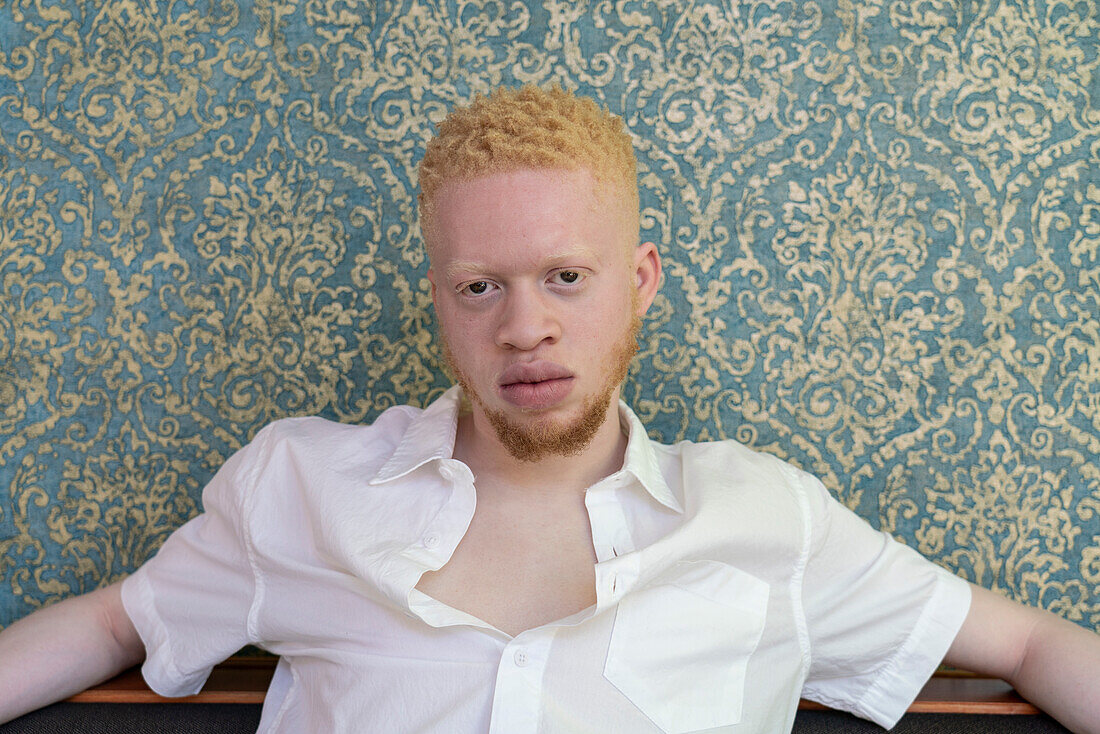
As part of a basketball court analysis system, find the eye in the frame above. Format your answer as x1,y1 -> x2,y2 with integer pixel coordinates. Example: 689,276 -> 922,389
551,270 -> 585,285
460,280 -> 494,296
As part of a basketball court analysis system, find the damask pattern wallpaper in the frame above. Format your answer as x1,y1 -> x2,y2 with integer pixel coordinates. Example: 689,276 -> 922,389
1,0 -> 1098,631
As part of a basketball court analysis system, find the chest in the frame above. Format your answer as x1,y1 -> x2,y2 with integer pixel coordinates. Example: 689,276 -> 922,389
415,499 -> 599,637
262,555 -> 795,734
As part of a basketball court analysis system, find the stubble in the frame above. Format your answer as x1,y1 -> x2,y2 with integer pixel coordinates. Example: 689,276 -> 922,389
442,314 -> 641,462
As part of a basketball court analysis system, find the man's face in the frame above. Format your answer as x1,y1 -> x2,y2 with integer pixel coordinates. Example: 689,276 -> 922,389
427,167 -> 659,462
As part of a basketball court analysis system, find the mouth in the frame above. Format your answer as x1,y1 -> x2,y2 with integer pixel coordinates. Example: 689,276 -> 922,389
497,362 -> 575,410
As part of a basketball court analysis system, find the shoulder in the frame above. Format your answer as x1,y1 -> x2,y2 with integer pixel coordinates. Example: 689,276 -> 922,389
215,403 -> 435,541
204,404 -> 425,507
647,436 -> 831,579
256,405 -> 421,462
658,436 -> 810,502
651,437 -> 822,547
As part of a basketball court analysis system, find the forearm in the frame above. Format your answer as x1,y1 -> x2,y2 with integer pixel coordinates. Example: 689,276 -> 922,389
1008,613 -> 1100,734
0,582 -> 145,723
946,584 -> 1100,734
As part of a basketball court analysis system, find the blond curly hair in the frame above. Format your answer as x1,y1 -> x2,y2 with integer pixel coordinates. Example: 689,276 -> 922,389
418,85 -> 639,249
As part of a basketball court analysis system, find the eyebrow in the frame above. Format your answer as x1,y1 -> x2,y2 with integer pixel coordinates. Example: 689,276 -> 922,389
442,261 -> 488,281
442,247 -> 602,281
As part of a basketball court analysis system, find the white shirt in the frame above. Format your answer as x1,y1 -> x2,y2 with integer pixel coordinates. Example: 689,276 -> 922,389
121,386 -> 971,733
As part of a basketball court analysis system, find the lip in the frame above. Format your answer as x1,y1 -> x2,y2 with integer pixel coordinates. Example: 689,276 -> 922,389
497,361 -> 575,410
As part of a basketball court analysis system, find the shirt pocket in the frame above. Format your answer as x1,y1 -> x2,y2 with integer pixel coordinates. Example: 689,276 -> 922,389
603,560 -> 769,733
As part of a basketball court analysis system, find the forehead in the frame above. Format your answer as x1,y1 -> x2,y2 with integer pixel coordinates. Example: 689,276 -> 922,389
427,167 -> 633,271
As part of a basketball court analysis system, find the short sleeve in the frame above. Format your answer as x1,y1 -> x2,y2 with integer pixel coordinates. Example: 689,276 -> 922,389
120,427 -> 269,697
797,471 -> 972,729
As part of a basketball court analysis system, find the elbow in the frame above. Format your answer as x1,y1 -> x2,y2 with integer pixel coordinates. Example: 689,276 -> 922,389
94,583 -> 146,671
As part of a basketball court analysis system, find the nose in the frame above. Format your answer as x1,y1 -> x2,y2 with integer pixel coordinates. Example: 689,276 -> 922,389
494,285 -> 561,351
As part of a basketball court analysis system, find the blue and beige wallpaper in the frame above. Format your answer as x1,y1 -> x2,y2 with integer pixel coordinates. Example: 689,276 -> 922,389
2,0 -> 1099,631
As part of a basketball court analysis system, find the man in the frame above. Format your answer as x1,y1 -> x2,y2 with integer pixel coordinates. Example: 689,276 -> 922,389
1,85 -> 1099,732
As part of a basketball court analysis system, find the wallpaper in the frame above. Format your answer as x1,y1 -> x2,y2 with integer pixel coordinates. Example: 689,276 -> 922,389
1,0 -> 1098,631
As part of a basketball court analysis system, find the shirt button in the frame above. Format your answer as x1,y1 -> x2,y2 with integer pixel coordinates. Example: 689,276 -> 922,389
513,648 -> 529,667
422,533 -> 440,549
439,465 -> 456,481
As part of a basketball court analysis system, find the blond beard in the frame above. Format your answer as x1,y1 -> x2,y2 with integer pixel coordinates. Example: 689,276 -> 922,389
442,314 -> 641,462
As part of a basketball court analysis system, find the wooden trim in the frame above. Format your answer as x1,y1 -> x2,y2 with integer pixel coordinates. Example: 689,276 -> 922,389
68,659 -> 271,704
70,658 -> 1040,715
903,675 -> 1039,715
798,674 -> 1040,715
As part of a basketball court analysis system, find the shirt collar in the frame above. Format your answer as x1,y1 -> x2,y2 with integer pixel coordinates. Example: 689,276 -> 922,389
371,386 -> 463,484
617,402 -> 684,514
372,386 -> 684,514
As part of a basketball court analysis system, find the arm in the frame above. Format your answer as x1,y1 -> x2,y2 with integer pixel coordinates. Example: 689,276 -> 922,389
945,583 -> 1100,734
0,582 -> 145,724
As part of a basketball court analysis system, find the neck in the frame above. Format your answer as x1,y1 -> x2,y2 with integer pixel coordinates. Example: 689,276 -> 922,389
453,397 -> 628,497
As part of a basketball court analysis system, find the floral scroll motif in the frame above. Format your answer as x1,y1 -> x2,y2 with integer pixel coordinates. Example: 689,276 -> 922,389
2,0 -> 1098,630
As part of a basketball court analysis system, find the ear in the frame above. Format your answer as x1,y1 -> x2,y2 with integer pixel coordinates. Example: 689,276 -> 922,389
631,242 -> 661,316
427,268 -> 438,302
